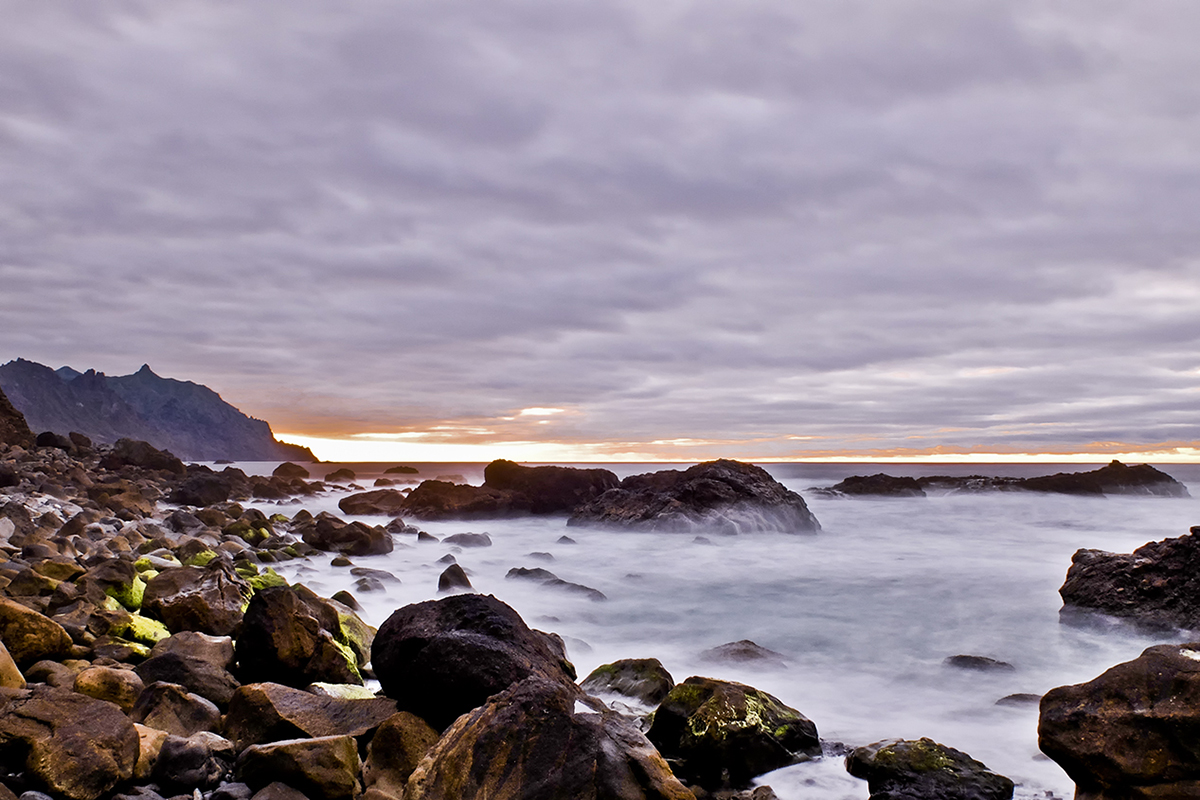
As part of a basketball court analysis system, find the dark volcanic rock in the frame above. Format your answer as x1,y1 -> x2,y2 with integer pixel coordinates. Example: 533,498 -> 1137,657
143,564 -> 251,636
944,655 -> 1015,672
100,438 -> 187,475
361,711 -> 439,800
0,384 -> 34,448
405,677 -> 694,800
580,658 -> 675,706
482,459 -> 620,514
273,462 -> 311,479
1058,525 -> 1200,630
505,566 -> 607,601
400,481 -> 515,520
223,681 -> 399,749
338,489 -> 408,516
846,737 -> 1014,800
295,512 -> 394,556
1019,460 -> 1188,497
131,681 -> 222,737
646,676 -> 820,789
236,585 -> 365,687
569,459 -> 820,534
372,593 -> 577,730
236,735 -> 361,800
699,640 -> 788,668
826,474 -> 926,497
437,564 -> 472,592
135,650 -> 240,708
324,468 -> 357,483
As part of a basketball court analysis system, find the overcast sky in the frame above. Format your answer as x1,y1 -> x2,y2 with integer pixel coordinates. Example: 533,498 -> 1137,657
2,1 -> 1199,461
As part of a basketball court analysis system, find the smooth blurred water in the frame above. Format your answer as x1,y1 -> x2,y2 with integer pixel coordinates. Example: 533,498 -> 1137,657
233,462 -> 1200,800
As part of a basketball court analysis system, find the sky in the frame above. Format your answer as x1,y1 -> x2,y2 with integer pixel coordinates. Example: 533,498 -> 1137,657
1,1 -> 1199,463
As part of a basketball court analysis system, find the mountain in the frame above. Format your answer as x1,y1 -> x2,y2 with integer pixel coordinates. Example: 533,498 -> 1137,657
0,358 -> 315,462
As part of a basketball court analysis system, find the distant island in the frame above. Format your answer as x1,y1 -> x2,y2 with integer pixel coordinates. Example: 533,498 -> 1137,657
0,358 -> 314,462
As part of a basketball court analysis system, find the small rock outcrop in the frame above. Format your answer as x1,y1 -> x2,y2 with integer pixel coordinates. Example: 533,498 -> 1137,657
580,658 -> 675,706
1039,643 -> 1200,799
223,682 -> 398,749
294,512 -> 394,557
1058,525 -> 1200,630
338,490 -> 408,516
846,737 -> 1014,800
699,640 -> 788,668
399,481 -> 515,520
482,459 -> 619,514
826,474 -> 926,497
569,460 -> 820,534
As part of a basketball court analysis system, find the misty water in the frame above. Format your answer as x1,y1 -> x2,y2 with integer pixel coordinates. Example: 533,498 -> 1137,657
232,462 -> 1199,800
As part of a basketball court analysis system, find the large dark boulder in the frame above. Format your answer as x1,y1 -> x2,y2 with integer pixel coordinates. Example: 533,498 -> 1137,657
169,467 -> 252,506
569,460 -> 820,534
131,681 -> 222,737
1039,643 -> 1200,798
482,459 -> 619,514
236,585 -> 365,687
846,738 -> 1014,800
646,676 -> 820,789
295,512 -> 394,556
135,650 -> 240,708
339,490 -> 408,516
0,385 -> 34,448
273,462 -> 311,479
372,593 -> 576,730
99,438 -> 187,475
406,677 -> 695,800
1059,525 -> 1200,630
399,480 -> 516,520
143,563 -> 251,636
223,682 -> 399,749
1019,460 -> 1188,497
0,684 -> 140,800
826,474 -> 926,497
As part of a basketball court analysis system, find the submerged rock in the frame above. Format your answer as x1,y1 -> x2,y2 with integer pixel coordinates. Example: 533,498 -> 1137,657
846,737 -> 1014,800
699,640 -> 788,668
506,566 -> 607,601
568,460 -> 820,534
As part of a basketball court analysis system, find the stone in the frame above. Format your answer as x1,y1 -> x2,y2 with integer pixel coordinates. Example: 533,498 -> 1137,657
250,783 -> 309,800
142,564 -> 251,637
74,665 -> 145,712
442,532 -> 491,547
338,490 -> 408,516
150,630 -> 235,669
405,677 -> 694,800
0,684 -> 139,800
1059,526 -> 1200,630
1020,460 -> 1188,497
399,481 -> 515,520
152,731 -> 236,791
1039,642 -> 1200,798
436,564 -> 471,592
295,512 -> 393,556
235,735 -> 361,800
0,386 -> 34,449
846,737 -> 1014,800
131,681 -> 222,737
211,783 -> 254,800
323,468 -> 357,483
273,463 -> 311,480
481,459 -> 620,513
132,723 -> 170,780
99,438 -> 186,476
646,676 -> 820,789
699,640 -> 788,668
361,711 -> 439,800
826,473 -> 926,497
372,593 -> 577,730
505,566 -> 607,601
944,655 -> 1015,672
135,650 -> 240,707
0,595 -> 73,668
569,460 -> 821,534
236,586 -> 364,687
0,640 -> 24,689
580,658 -> 675,706
223,681 -> 399,749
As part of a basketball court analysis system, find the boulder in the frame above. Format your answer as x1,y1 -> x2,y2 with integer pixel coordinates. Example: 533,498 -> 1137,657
223,681 -> 399,749
324,468 -> 357,483
295,512 -> 394,556
361,711 -> 439,800
436,564 -> 471,592
505,566 -> 607,601
568,460 -> 820,534
142,564 -> 251,637
405,676 -> 694,800
273,463 -> 311,480
846,738 -> 1014,800
135,649 -> 240,707
150,630 -> 235,669
338,490 -> 407,516
99,438 -> 186,475
400,481 -> 516,520
0,386 -> 34,449
131,681 -> 222,736
826,473 -> 926,497
646,676 -> 820,789
73,665 -> 145,712
1059,526 -> 1200,630
699,640 -> 788,668
152,731 -> 236,792
442,532 -> 491,548
132,722 -> 170,780
580,658 -> 675,706
236,735 -> 362,800
944,655 -> 1014,672
0,596 -> 73,668
0,639 -> 24,689
0,684 -> 140,800
1039,643 -> 1200,798
482,459 -> 620,513
236,585 -> 364,687
372,593 -> 577,730
1019,460 -> 1189,497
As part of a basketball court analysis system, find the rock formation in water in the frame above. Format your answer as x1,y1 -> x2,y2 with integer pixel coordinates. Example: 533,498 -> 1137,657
0,358 -> 314,462
846,737 -> 1014,800
569,459 -> 820,533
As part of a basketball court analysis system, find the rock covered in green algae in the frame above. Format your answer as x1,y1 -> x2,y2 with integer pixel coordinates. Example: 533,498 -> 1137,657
581,657 -> 675,706
846,737 -> 1013,800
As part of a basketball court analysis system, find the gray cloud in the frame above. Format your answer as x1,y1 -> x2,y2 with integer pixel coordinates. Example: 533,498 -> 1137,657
1,0 -> 1199,458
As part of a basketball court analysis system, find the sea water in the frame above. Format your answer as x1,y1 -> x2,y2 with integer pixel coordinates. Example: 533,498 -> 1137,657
238,462 -> 1200,800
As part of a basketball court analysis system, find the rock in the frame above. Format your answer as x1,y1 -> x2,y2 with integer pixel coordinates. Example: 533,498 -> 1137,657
0,385 -> 34,448
142,564 -> 251,637
699,640 -> 788,668
132,722 -> 170,780
646,676 -> 820,789
169,471 -> 240,506
944,655 -> 1015,672
481,459 -> 620,513
273,463 -> 311,480
338,490 -> 407,516
372,593 -> 577,730
384,466 -> 419,475
150,630 -> 235,669
846,737 -> 1014,800
1058,525 -> 1200,630
442,532 -> 492,547
580,658 -> 674,706
0,595 -> 73,668
323,468 -> 357,483
236,586 -> 364,687
0,684 -> 139,800
135,650 -> 240,707
211,783 -> 254,800
399,481 -> 515,520
436,564 -> 471,592
569,460 -> 820,534
505,566 -> 607,601
1020,460 -> 1189,497
152,731 -> 235,791
295,512 -> 394,556
995,693 -> 1041,707
223,681 -> 399,749
74,665 -> 145,712
36,431 -> 76,453
99,438 -> 187,475
405,676 -> 694,800
361,711 -> 439,800
826,474 -> 926,497
235,735 -> 361,800
1038,642 -> 1200,798
0,640 -> 24,689
130,681 -> 222,736
249,783 -> 309,800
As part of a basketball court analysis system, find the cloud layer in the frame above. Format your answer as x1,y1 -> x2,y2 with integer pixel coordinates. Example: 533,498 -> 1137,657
2,1 -> 1198,459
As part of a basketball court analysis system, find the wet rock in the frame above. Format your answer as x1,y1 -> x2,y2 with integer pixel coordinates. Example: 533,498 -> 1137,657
74,665 -> 145,712
944,655 -> 1015,672
846,737 -> 1014,800
406,676 -> 694,800
0,640 -> 24,689
0,684 -> 139,800
1039,642 -> 1200,798
131,681 -> 222,736
372,593 -> 577,730
150,630 -> 235,669
481,459 -> 620,514
1020,460 -> 1188,497
169,471 -> 240,507
1059,525 -> 1200,630
0,596 -> 73,668
646,676 -> 820,789
135,650 -> 240,708
142,564 -> 251,637
323,468 -> 357,483
152,731 -> 235,791
361,711 -> 439,800
825,474 -> 926,497
436,564 -> 471,592
131,722 -> 170,780
223,681 -> 399,748
995,693 -> 1041,707
338,490 -> 407,516
569,460 -> 820,534
236,586 -> 364,687
99,439 -> 186,476
273,463 -> 311,480
442,532 -> 491,548
236,734 -> 361,800
295,512 -> 393,557
580,657 -> 674,706
399,481 -> 514,520
505,566 -> 607,601
699,640 -> 788,668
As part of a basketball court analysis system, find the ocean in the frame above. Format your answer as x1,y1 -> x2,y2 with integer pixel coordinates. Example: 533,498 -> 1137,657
222,461 -> 1200,800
